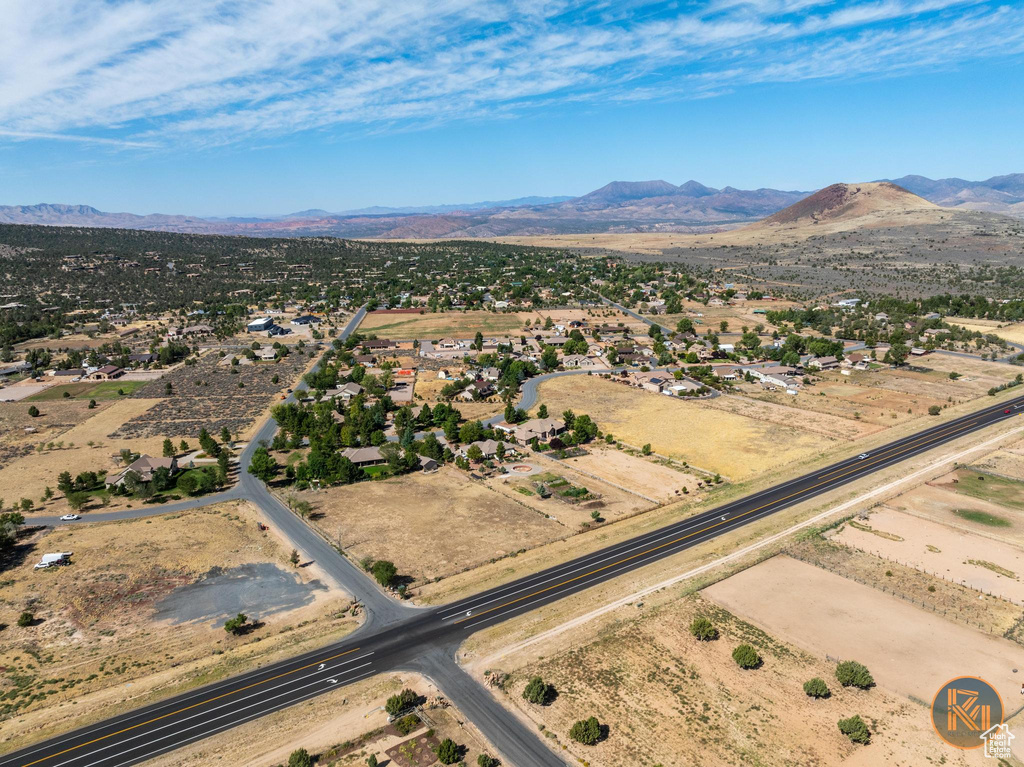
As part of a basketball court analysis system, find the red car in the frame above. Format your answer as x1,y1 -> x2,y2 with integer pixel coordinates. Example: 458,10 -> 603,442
1005,409 -> 1012,414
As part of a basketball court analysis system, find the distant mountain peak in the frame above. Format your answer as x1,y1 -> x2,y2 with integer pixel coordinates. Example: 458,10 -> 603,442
580,180 -> 680,203
676,180 -> 717,197
760,181 -> 935,227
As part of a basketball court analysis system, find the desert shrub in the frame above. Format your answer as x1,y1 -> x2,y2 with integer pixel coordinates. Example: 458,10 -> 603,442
803,677 -> 830,698
689,616 -> 718,641
835,660 -> 874,689
732,644 -> 761,669
837,714 -> 870,744
569,716 -> 603,745
523,676 -> 554,705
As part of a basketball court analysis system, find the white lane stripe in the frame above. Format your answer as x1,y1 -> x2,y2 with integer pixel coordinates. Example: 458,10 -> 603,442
0,644 -> 362,764
454,419 -> 1006,631
442,407 -> 1013,619
102,671 -> 377,767
44,655 -> 374,767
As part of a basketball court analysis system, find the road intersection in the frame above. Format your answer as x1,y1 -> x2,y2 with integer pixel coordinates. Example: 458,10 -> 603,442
6,308 -> 1024,767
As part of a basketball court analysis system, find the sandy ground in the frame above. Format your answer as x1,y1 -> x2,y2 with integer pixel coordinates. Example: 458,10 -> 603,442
705,556 -> 1022,706
303,467 -> 569,586
534,374 -> 837,480
0,501 -> 355,751
886,479 -> 1024,547
486,586 -> 991,767
143,671 -> 499,767
358,311 -> 531,339
833,508 -> 1024,604
557,446 -> 700,502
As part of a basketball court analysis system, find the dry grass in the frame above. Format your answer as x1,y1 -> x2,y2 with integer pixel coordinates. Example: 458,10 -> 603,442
558,447 -> 701,502
947,318 -> 1024,346
491,586 -> 980,767
0,398 -> 165,501
534,375 -> 836,479
706,556 -> 1022,706
358,311 -> 530,339
0,501 -> 355,750
303,467 -> 569,585
144,672 -> 498,767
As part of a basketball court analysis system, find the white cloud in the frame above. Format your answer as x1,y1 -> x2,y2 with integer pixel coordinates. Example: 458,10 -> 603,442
0,0 -> 1019,149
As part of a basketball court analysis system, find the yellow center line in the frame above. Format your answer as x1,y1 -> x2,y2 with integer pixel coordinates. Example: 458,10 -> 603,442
455,415 -> 988,626
817,416 -> 983,480
19,647 -> 362,767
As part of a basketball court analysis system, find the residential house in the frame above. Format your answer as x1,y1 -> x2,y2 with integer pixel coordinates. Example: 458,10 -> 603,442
106,455 -> 178,487
340,446 -> 386,467
509,418 -> 565,443
254,347 -> 277,361
418,455 -> 439,473
53,368 -> 86,378
562,354 -> 599,368
247,317 -> 276,333
291,315 -> 321,326
128,353 -> 156,366
90,365 -> 124,380
807,355 -> 839,371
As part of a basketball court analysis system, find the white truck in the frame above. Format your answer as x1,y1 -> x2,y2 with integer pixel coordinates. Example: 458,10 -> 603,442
34,552 -> 73,570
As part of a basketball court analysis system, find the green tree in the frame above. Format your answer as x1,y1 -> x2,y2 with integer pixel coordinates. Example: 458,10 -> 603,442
466,444 -> 483,462
57,471 -> 73,495
367,755 -> 379,767
88,399 -> 96,409
27,405 -> 40,417
19,498 -> 32,512
179,439 -> 189,453
641,443 -> 652,455
220,426 -> 232,444
837,714 -> 870,744
385,688 -> 418,716
804,678 -> 830,698
17,611 -> 34,627
248,446 -> 278,481
568,716 -> 603,745
477,755 -> 498,767
523,676 -> 554,705
928,405 -> 941,415
371,560 -> 397,587
287,748 -> 314,767
290,549 -> 300,567
436,738 -> 461,765
66,491 -> 88,511
537,403 -> 548,418
732,644 -> 761,669
835,660 -> 874,689
689,616 -> 718,641
224,613 -> 248,635
163,438 -> 175,457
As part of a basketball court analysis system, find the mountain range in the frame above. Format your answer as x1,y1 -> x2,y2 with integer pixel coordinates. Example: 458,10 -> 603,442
1,173 -> 1021,239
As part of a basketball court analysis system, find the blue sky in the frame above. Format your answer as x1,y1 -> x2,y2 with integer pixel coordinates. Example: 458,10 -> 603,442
1,0 -> 1022,216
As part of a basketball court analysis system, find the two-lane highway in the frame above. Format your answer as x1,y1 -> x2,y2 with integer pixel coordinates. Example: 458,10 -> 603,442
4,387 -> 1023,766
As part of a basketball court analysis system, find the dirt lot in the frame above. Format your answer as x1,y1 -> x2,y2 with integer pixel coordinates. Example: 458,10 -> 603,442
710,389 -> 883,440
0,397 -> 167,501
144,672 -> 498,767
705,555 -> 1021,706
534,374 -> 837,480
558,446 -> 701,502
0,501 -> 355,751
832,508 -> 1024,604
358,311 -> 530,339
301,467 -> 569,586
493,587 -> 988,767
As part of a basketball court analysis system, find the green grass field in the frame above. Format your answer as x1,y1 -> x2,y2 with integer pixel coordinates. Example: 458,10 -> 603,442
953,469 -> 1024,511
952,508 -> 1012,527
26,380 -> 147,402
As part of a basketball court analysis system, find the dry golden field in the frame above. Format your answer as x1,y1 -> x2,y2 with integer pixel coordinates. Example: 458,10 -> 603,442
495,584 -> 987,767
0,501 -> 355,751
303,467 -> 568,585
534,375 -> 836,479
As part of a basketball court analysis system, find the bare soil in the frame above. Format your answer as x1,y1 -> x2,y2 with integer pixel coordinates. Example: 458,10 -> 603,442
0,501 -> 355,751
705,555 -> 1022,705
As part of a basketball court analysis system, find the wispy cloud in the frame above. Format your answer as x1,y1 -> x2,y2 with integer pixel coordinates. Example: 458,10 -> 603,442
0,0 -> 1020,149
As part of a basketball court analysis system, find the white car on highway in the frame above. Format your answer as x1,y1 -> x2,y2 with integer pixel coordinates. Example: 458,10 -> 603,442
59,514 -> 81,521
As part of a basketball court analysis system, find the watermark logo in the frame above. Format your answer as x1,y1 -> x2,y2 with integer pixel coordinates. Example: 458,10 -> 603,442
931,676 -> 1004,751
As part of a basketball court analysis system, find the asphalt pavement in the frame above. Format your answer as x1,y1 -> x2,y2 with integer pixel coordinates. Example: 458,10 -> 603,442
7,378 -> 1024,767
